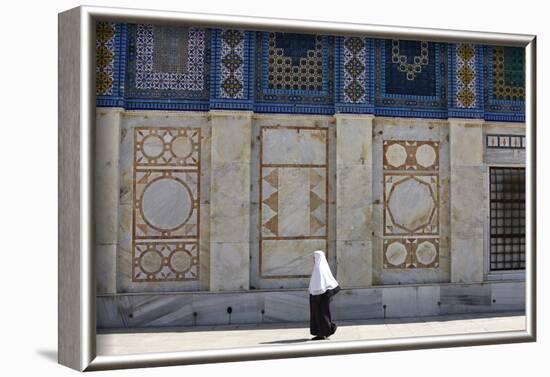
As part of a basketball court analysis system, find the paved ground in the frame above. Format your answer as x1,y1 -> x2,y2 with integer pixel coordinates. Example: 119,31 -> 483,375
97,312 -> 525,356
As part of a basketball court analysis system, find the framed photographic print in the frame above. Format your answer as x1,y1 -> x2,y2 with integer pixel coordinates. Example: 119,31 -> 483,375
58,5 -> 536,371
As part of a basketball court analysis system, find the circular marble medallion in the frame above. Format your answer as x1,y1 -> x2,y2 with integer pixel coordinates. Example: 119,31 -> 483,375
385,143 -> 407,168
170,249 -> 193,273
171,135 -> 194,159
142,134 -> 165,159
416,241 -> 437,265
139,249 -> 163,274
386,241 -> 407,266
415,144 -> 436,168
141,178 -> 193,231
387,178 -> 435,231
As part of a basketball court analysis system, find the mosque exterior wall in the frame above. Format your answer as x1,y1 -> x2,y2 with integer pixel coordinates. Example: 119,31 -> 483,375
93,22 -> 526,329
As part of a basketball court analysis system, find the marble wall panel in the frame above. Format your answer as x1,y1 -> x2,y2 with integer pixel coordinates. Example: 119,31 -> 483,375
95,109 -> 121,245
491,282 -> 525,311
250,115 -> 336,290
132,127 -> 201,283
381,286 -> 440,317
331,288 -> 383,320
382,286 -> 418,317
192,292 -> 263,325
118,294 -> 195,328
372,118 -> 450,285
262,127 -> 327,165
261,239 -> 325,278
262,291 -> 310,323
209,111 -> 252,291
210,242 -> 250,290
335,115 -> 374,288
259,126 -> 329,280
449,120 -> 485,283
336,241 -> 372,288
439,284 -> 492,314
95,109 -> 121,294
96,295 -> 126,329
96,244 -> 117,295
116,111 -> 210,293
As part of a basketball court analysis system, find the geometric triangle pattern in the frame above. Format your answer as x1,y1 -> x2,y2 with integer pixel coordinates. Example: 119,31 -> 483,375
261,168 -> 279,237
309,168 -> 326,236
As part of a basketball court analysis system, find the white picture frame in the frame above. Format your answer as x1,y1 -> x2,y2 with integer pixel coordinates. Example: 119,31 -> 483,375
58,5 -> 536,371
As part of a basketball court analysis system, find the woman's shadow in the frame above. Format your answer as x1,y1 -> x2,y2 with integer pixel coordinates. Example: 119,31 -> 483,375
259,338 -> 311,344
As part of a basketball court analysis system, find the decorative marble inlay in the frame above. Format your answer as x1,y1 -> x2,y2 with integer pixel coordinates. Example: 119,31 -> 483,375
132,127 -> 201,282
134,241 -> 199,281
259,126 -> 328,278
384,240 -> 408,268
135,127 -> 200,167
382,140 -> 440,269
384,174 -> 438,235
383,238 -> 439,269
383,140 -> 439,171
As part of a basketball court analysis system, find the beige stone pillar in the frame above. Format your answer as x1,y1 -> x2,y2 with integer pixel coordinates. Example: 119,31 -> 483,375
209,111 -> 253,291
335,114 -> 374,288
449,119 -> 485,283
95,108 -> 122,294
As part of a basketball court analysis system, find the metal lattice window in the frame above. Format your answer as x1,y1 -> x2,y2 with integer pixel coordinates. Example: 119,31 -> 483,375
489,167 -> 526,271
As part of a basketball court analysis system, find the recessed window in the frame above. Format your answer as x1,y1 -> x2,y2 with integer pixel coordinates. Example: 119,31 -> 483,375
489,167 -> 526,271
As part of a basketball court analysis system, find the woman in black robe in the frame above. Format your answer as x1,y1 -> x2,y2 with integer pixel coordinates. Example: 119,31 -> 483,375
308,250 -> 341,340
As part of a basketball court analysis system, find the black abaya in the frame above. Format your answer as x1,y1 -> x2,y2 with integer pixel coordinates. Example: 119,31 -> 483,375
309,285 -> 341,337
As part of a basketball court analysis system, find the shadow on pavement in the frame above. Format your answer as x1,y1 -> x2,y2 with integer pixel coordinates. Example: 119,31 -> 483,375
259,338 -> 311,344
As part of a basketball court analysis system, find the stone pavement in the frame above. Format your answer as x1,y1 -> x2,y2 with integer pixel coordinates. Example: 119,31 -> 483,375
97,312 -> 525,356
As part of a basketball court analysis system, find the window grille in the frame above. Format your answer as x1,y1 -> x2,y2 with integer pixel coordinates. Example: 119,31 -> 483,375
489,167 -> 525,271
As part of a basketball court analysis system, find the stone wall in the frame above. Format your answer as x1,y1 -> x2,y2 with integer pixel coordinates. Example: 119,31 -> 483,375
94,108 -> 526,326
92,23 -> 527,328
97,282 -> 525,329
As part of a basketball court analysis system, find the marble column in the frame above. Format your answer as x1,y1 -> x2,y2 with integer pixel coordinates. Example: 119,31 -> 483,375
209,111 -> 253,291
449,119 -> 485,283
95,108 -> 122,294
335,114 -> 374,288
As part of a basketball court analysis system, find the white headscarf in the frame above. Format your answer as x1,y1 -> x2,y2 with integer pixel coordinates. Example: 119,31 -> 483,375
308,250 -> 339,295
